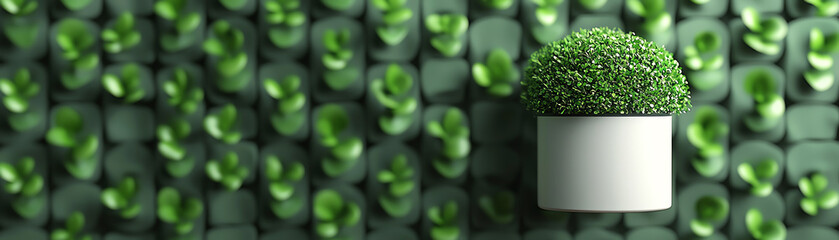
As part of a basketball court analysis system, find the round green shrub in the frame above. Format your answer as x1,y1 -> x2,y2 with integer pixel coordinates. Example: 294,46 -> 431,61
521,27 -> 691,115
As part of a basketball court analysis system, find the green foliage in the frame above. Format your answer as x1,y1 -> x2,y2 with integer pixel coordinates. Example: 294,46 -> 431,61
798,172 -> 839,216
473,49 -> 519,97
684,31 -> 725,91
219,0 -> 248,10
204,20 -> 251,93
372,0 -> 413,46
264,75 -> 307,136
265,155 -> 305,219
102,12 -> 141,54
687,106 -> 728,178
101,177 -> 141,219
626,0 -> 671,34
316,104 -> 363,177
479,190 -> 515,224
51,211 -> 92,240
45,107 -> 99,180
0,0 -> 37,16
427,200 -> 459,240
162,67 -> 204,115
313,189 -> 361,239
60,0 -> 91,11
157,187 -> 203,236
265,0 -> 306,48
741,7 -> 788,55
56,19 -> 100,90
157,118 -> 194,178
690,195 -> 728,237
522,27 -> 690,115
532,0 -> 563,26
480,0 -> 513,10
155,0 -> 202,51
205,151 -> 249,191
805,0 -> 839,16
371,64 -> 417,135
804,28 -> 839,92
742,69 -> 785,132
427,108 -> 470,179
377,154 -> 415,217
578,0 -> 607,10
203,104 -> 242,144
321,28 -> 359,91
0,67 -> 41,132
0,157 -> 44,219
425,14 -> 468,57
102,63 -> 145,103
746,208 -> 786,240
322,0 -> 355,11
738,159 -> 778,197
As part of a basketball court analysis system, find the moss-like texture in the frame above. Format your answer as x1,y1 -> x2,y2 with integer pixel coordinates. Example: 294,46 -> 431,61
521,27 -> 691,115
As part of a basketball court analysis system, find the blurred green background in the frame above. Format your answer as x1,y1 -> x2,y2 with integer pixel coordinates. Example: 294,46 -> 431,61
1,0 -> 839,239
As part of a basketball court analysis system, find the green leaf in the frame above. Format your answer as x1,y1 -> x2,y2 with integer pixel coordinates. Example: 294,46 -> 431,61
182,198 -> 203,219
535,6 -> 558,26
270,194 -> 304,219
285,162 -> 305,181
379,194 -> 412,217
760,18 -> 788,42
279,93 -> 306,114
431,226 -> 460,240
472,63 -> 492,87
174,222 -> 194,235
812,173 -> 829,193
120,203 -> 142,219
390,180 -> 414,196
818,190 -> 839,209
285,11 -> 306,27
315,222 -> 338,238
800,177 -> 816,197
101,189 -> 127,209
377,25 -> 409,46
71,135 -> 98,161
377,170 -> 396,183
66,211 -> 85,233
0,163 -> 18,182
3,95 -> 27,113
270,182 -> 294,200
102,74 -> 125,98
425,14 -> 443,33
46,128 -> 76,148
745,209 -> 763,236
801,197 -> 819,216
626,0 -> 646,16
20,175 -> 42,197
808,51 -> 833,70
741,7 -> 762,32
156,188 -> 181,222
314,189 -> 343,221
154,1 -> 178,20
690,219 -> 714,237
176,13 -> 202,34
323,68 -> 359,90
331,138 -> 363,161
811,28 -> 825,51
738,163 -> 758,184
804,69 -> 835,92
218,53 -> 248,77
752,182 -> 774,197
382,8 -> 412,25
384,64 -> 413,95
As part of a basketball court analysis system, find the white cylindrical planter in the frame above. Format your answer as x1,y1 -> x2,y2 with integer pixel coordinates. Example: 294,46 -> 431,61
537,116 -> 672,212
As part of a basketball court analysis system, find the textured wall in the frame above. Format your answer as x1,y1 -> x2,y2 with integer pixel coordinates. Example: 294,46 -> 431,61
0,0 -> 838,239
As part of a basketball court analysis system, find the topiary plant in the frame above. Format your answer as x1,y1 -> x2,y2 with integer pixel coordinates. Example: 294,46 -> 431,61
157,118 -> 194,178
804,28 -> 839,92
51,211 -> 92,240
313,189 -> 361,239
205,151 -> 249,191
372,0 -> 413,46
479,190 -> 515,224
742,69 -> 785,132
157,187 -> 203,236
264,75 -> 307,136
426,108 -> 470,179
684,31 -> 725,91
0,156 -> 45,219
738,159 -> 778,197
376,154 -> 415,218
155,0 -> 202,52
56,19 -> 100,90
428,200 -> 459,240
521,27 -> 690,115
265,155 -> 305,219
265,0 -> 306,48
1,0 -> 39,49
741,7 -> 788,56
101,176 -> 141,219
162,67 -> 204,115
687,106 -> 728,178
316,104 -> 363,177
204,20 -> 251,93
798,172 -> 839,216
473,48 -> 519,97
321,28 -> 359,91
102,63 -> 145,103
626,0 -> 672,34
690,195 -> 728,237
102,12 -> 141,54
46,107 -> 99,180
370,64 -> 417,135
426,13 -> 468,57
805,0 -> 839,16
746,208 -> 786,240
0,67 -> 41,132
203,104 -> 242,144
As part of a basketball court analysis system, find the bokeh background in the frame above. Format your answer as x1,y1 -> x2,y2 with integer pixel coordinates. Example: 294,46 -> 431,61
2,0 -> 839,239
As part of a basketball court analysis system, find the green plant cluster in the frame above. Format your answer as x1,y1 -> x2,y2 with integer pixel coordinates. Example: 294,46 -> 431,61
313,189 -> 361,239
204,20 -> 251,93
737,159 -> 778,197
798,172 -> 839,216
473,49 -> 519,97
265,0 -> 306,48
162,67 -> 204,115
522,27 -> 690,115
102,63 -> 145,103
0,156 -> 44,219
204,104 -> 243,144
264,75 -> 307,136
746,208 -> 786,240
0,67 -> 41,131
425,13 -> 468,57
265,155 -> 305,219
478,191 -> 515,224
805,0 -> 839,16
321,28 -> 359,91
1,0 -> 39,48
742,69 -> 785,132
529,0 -> 565,44
101,176 -> 141,219
316,104 -> 363,177
56,19 -> 100,90
687,106 -> 728,178
157,118 -> 194,178
372,0 -> 413,46
155,0 -> 203,52
376,154 -> 415,218
51,211 -> 92,240
428,200 -> 459,240
370,64 -> 417,135
101,12 -> 141,54
684,31 -> 725,91
427,108 -> 470,179
626,0 -> 671,34
741,7 -> 788,56
157,187 -> 203,236
804,28 -> 839,92
45,107 -> 99,180
205,151 -> 249,191
690,195 -> 728,237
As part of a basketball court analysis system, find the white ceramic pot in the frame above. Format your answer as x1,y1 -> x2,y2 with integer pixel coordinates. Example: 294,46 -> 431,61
537,116 -> 672,212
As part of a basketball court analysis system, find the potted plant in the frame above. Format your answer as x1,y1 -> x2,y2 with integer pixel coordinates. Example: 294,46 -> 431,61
521,27 -> 691,212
